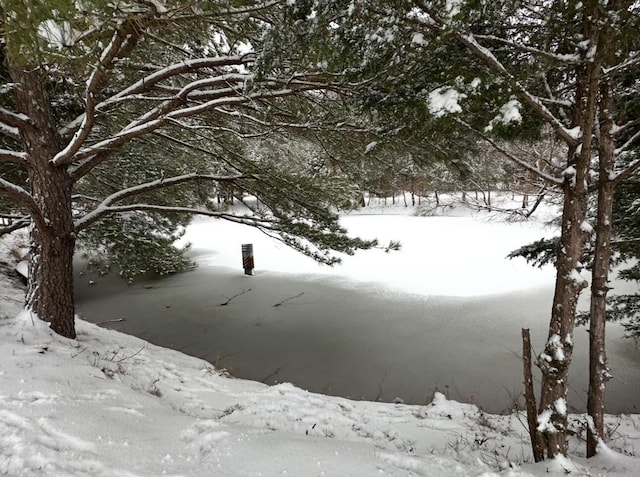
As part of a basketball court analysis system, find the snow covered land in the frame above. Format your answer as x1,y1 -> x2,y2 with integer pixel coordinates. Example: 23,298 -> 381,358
1,197 -> 640,476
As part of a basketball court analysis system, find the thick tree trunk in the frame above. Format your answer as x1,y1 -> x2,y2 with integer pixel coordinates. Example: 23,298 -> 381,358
12,68 -> 78,339
27,207 -> 77,339
536,156 -> 589,457
535,4 -> 602,456
586,84 -> 616,457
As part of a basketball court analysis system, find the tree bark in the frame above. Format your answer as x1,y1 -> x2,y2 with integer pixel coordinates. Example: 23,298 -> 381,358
536,3 -> 602,456
586,81 -> 616,457
536,151 -> 589,457
11,68 -> 77,339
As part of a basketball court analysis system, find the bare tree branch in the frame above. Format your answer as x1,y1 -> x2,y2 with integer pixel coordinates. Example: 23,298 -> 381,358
454,118 -> 563,186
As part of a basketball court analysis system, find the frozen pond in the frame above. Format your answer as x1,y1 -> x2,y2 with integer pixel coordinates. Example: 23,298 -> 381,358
75,212 -> 640,413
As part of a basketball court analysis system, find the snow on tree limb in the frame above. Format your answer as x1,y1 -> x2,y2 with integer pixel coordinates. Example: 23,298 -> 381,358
0,122 -> 21,141
58,55 -> 255,141
0,178 -> 45,228
0,149 -> 27,163
455,33 -> 580,147
0,217 -> 30,236
103,55 -> 255,105
614,127 -> 640,157
473,34 -> 581,64
52,25 -> 129,166
0,107 -> 29,129
602,50 -> 640,78
75,172 -> 252,231
70,83 -> 323,170
611,157 -> 640,187
408,6 -> 580,147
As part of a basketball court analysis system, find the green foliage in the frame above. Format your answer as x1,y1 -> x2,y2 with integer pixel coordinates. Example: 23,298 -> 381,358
0,0 -> 384,279
508,238 -> 560,269
78,212 -> 194,280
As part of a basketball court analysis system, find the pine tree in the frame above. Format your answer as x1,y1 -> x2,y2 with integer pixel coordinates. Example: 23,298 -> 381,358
0,1 -> 376,339
261,0 -> 640,458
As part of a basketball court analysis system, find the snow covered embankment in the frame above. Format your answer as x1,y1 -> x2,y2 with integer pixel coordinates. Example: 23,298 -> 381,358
1,250 -> 639,475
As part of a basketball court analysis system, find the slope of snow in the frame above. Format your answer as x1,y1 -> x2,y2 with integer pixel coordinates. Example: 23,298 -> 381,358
1,218 -> 640,476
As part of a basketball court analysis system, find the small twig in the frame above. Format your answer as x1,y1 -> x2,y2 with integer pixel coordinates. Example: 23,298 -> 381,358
219,288 -> 252,306
71,347 -> 88,359
272,292 -> 304,307
1,296 -> 23,303
96,318 -> 126,326
113,345 -> 146,363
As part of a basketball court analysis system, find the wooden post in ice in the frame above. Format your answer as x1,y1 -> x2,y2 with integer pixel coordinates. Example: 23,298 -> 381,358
241,243 -> 254,275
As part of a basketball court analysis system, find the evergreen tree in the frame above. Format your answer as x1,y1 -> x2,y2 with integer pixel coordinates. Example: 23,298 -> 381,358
0,1 -> 377,340
262,0 -> 640,458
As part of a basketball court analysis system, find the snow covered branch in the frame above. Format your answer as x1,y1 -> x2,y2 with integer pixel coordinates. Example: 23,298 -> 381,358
602,50 -> 640,78
473,34 -> 581,65
52,26 -> 129,166
75,172 -> 252,231
222,0 -> 283,16
0,122 -> 20,141
0,216 -> 30,235
614,126 -> 640,157
455,33 -> 580,148
102,56 -> 255,106
612,157 -> 640,187
70,83 -> 323,173
0,178 -> 45,229
58,55 -> 255,141
0,149 -> 27,163
409,7 -> 579,147
78,204 -> 279,232
214,108 -> 373,134
0,107 -> 29,131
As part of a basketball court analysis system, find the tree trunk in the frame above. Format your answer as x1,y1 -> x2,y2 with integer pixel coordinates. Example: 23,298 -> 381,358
522,328 -> 545,462
27,203 -> 77,339
586,82 -> 616,458
536,145 -> 590,458
536,5 -> 602,456
12,68 -> 77,339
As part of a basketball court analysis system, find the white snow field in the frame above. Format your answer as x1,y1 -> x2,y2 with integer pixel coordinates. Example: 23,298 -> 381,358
1,197 -> 640,476
179,200 -> 558,297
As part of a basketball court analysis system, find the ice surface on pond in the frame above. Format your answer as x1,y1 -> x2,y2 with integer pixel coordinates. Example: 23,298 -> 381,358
178,204 -> 557,297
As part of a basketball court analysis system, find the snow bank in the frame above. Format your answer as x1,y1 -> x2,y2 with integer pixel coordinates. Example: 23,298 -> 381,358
1,276 -> 639,476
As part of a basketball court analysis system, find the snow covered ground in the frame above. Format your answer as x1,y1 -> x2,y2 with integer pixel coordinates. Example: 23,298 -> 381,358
1,196 -> 640,476
2,273 -> 640,476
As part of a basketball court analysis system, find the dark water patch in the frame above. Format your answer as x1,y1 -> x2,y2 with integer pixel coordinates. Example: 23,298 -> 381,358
75,265 -> 640,414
